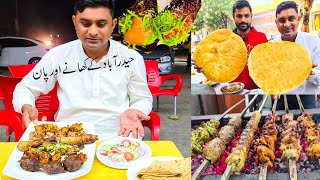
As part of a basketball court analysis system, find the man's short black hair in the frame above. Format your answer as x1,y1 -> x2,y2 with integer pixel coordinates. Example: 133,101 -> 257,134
275,1 -> 298,17
74,0 -> 115,18
232,0 -> 252,14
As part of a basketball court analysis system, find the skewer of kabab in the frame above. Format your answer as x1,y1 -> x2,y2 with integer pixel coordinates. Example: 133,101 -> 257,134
191,95 -> 320,180
222,95 -> 268,180
191,95 -> 259,180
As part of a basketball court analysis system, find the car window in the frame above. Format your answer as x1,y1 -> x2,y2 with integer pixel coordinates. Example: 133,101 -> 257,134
0,38 -> 37,48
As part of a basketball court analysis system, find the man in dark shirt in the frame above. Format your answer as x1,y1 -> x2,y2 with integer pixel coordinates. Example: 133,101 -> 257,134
195,0 -> 268,90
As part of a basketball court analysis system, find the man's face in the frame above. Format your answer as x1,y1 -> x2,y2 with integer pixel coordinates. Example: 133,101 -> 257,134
72,7 -> 117,51
233,7 -> 252,32
275,8 -> 300,40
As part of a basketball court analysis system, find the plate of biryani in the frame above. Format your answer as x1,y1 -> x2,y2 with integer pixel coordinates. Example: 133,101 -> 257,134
2,122 -> 98,180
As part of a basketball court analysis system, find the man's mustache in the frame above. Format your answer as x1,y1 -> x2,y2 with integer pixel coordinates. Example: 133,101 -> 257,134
239,23 -> 248,26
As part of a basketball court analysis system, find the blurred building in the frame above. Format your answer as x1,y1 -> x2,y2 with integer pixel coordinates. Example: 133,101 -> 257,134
250,0 -> 320,40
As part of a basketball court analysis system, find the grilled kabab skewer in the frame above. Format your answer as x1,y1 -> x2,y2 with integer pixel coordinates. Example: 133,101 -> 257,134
280,114 -> 302,161
298,113 -> 320,159
191,119 -> 220,153
203,116 -> 242,164
255,113 -> 279,168
280,114 -> 301,180
225,111 -> 261,173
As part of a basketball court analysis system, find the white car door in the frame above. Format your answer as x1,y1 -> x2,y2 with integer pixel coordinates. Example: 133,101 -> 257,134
0,38 -> 45,66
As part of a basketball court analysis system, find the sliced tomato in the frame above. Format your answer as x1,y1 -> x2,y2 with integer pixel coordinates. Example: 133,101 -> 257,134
110,147 -> 121,155
121,140 -> 132,147
99,149 -> 108,156
124,152 -> 134,162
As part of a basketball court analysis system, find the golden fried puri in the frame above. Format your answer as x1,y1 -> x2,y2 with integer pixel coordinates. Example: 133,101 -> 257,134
193,29 -> 247,83
248,41 -> 312,94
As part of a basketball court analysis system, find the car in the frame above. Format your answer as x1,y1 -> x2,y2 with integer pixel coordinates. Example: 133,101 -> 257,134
137,44 -> 174,74
0,37 -> 48,67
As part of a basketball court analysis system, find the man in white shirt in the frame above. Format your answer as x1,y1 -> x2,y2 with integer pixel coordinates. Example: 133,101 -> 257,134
273,1 -> 320,108
13,0 -> 153,140
273,0 -> 320,94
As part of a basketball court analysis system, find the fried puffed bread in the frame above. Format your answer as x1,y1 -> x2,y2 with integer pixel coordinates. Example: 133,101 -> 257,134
193,29 -> 247,82
248,41 -> 312,94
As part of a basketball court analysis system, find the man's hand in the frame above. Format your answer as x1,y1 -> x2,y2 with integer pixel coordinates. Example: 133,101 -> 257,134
21,104 -> 39,128
307,64 -> 318,81
118,109 -> 151,139
193,65 -> 203,73
272,94 -> 280,100
310,64 -> 318,76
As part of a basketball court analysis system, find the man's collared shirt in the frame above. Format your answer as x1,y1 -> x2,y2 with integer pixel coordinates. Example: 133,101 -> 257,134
273,31 -> 320,94
13,39 -> 153,139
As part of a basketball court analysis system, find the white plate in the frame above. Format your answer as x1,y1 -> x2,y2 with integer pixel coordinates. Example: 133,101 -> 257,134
126,156 -> 183,180
2,121 -> 96,180
96,137 -> 152,169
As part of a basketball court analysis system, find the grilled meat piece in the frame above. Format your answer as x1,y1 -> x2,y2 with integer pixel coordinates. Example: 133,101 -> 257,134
19,158 -> 40,172
63,157 -> 84,172
297,113 -> 320,160
191,119 -> 220,153
298,114 -> 316,130
282,133 -> 300,145
228,116 -> 242,129
255,113 -> 279,168
226,111 -> 261,172
280,148 -> 301,161
203,137 -> 226,164
306,142 -> 320,159
280,114 -> 302,161
42,161 -> 65,174
219,125 -> 235,144
282,114 -> 294,126
256,145 -> 275,167
57,134 -> 98,145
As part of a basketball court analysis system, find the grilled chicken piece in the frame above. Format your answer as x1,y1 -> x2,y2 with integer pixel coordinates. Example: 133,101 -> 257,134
306,142 -> 320,159
297,113 -> 320,159
281,148 -> 301,161
282,114 -> 294,126
57,134 -> 98,145
203,137 -> 226,164
282,133 -> 300,145
298,114 -> 316,130
219,125 -> 235,144
256,145 -> 275,167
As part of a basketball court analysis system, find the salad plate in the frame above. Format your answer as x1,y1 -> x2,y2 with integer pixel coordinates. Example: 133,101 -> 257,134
96,137 -> 152,169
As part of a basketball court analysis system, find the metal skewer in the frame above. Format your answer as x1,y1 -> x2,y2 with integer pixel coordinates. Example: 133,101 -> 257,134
259,164 -> 268,180
289,159 -> 297,180
192,95 -> 259,180
284,95 -> 289,114
221,95 -> 268,180
272,96 -> 278,114
296,94 -> 305,114
282,95 -> 297,180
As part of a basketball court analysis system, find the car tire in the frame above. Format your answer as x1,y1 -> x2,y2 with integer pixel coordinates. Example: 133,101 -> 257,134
28,57 -> 41,64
